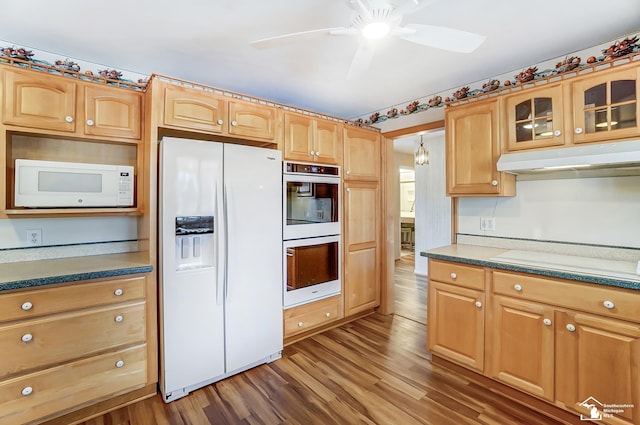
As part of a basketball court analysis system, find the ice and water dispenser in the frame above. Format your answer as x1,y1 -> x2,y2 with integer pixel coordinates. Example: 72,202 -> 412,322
174,216 -> 215,270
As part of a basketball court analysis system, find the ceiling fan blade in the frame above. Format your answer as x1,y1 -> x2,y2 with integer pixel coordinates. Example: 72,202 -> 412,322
400,24 -> 486,53
388,0 -> 437,21
250,27 -> 349,49
347,43 -> 375,80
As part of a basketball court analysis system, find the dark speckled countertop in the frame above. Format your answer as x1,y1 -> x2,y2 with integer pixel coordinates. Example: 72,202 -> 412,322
0,251 -> 153,291
421,244 -> 640,291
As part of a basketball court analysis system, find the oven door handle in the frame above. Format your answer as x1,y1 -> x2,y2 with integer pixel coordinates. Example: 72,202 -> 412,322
286,249 -> 295,257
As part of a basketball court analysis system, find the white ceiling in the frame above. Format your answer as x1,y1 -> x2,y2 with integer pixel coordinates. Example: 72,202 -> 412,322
0,0 -> 638,120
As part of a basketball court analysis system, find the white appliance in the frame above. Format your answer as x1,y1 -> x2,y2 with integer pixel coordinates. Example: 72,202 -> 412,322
14,159 -> 134,207
159,137 -> 283,403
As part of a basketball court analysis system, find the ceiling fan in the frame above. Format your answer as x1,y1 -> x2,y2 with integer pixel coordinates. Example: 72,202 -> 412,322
249,0 -> 486,80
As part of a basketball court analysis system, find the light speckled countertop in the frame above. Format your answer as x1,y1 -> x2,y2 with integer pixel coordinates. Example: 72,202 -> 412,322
0,251 -> 153,291
421,244 -> 640,291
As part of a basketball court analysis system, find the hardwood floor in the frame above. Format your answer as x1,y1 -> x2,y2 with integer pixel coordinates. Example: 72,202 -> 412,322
393,254 -> 427,325
75,260 -> 566,425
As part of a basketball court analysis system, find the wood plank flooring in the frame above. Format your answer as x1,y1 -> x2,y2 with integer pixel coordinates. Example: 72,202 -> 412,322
76,259 -> 565,425
393,254 -> 427,325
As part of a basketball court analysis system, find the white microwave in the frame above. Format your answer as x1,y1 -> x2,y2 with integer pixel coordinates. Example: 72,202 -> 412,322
15,159 -> 134,207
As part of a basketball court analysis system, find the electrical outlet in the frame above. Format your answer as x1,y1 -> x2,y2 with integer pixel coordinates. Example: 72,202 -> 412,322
26,229 -> 42,246
480,217 -> 496,231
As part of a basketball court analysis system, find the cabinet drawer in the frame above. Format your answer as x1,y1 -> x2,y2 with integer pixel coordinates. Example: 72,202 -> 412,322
493,271 -> 640,322
0,301 -> 146,378
284,296 -> 342,337
0,344 -> 147,425
429,259 -> 485,290
0,275 -> 146,322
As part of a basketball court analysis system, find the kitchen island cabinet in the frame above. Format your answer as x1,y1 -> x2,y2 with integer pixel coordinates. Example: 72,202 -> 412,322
423,247 -> 640,425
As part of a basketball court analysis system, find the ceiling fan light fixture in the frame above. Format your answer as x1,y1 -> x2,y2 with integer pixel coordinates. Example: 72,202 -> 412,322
362,21 -> 390,39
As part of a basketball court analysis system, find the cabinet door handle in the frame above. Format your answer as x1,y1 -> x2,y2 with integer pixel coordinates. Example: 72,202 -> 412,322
574,127 -> 583,134
543,318 -> 552,326
475,301 -> 482,308
514,284 -> 523,292
217,119 -> 224,125
450,272 -> 457,279
297,321 -> 304,327
566,324 -> 576,332
491,180 -> 498,186
65,116 -> 74,123
315,151 -> 320,157
21,302 -> 33,311
114,315 -> 124,323
86,119 -> 94,126
310,150 -> 315,156
553,130 -> 561,136
231,120 -> 238,127
21,386 -> 33,396
346,170 -> 350,175
603,300 -> 615,309
115,360 -> 125,368
114,288 -> 124,296
21,333 -> 33,343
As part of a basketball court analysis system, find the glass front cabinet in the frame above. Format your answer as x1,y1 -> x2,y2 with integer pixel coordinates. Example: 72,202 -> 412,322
503,84 -> 565,151
570,66 -> 639,144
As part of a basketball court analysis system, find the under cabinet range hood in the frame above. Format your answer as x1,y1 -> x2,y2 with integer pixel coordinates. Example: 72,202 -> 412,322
497,139 -> 640,177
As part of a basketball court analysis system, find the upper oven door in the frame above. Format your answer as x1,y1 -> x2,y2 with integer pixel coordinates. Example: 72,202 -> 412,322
283,173 -> 340,240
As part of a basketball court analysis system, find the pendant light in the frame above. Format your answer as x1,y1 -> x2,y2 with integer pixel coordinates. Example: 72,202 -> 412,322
415,135 -> 429,166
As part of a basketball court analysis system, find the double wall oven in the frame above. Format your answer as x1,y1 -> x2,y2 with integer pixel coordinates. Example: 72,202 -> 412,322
283,162 -> 341,308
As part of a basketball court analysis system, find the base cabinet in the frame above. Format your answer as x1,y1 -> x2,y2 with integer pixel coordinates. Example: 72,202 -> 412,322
0,274 -> 153,425
428,259 -> 640,425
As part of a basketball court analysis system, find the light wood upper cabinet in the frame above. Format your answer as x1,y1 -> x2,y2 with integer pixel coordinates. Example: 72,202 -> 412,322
503,84 -> 566,151
162,84 -> 277,141
343,126 -> 380,181
163,84 -> 226,133
283,112 -> 341,165
3,68 -> 77,132
570,66 -> 640,144
343,181 -> 380,316
555,311 -> 640,425
3,68 -> 142,141
428,260 -> 485,372
489,295 -> 555,401
84,85 -> 142,139
446,99 -> 515,196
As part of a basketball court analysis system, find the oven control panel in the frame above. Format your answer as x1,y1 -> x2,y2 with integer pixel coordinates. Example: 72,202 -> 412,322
284,162 -> 339,176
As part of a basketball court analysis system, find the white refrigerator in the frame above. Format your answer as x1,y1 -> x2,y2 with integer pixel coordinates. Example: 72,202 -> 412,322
159,137 -> 283,402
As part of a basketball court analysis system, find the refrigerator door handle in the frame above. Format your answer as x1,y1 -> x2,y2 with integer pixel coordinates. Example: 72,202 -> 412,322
215,181 -> 224,305
223,181 -> 230,302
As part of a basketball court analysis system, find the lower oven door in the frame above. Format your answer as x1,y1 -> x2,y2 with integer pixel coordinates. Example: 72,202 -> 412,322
283,235 -> 341,308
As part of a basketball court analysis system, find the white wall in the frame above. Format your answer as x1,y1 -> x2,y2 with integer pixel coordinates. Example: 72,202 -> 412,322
457,176 -> 640,248
0,217 -> 138,249
414,131 -> 451,277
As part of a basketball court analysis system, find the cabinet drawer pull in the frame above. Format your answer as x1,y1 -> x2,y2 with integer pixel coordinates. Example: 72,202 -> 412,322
217,119 -> 224,125
115,360 -> 125,368
86,119 -> 94,126
21,386 -> 33,396
514,284 -> 523,292
114,288 -> 124,296
491,180 -> 498,186
231,120 -> 238,127
297,321 -> 304,327
450,272 -> 457,279
603,300 -> 615,309
325,312 -> 331,318
21,302 -> 33,311
21,333 -> 33,343
65,116 -> 74,123
574,127 -> 583,134
566,324 -> 576,332
475,301 -> 482,308
114,315 -> 124,323
543,318 -> 552,326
